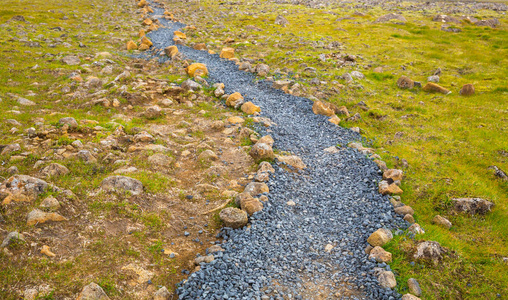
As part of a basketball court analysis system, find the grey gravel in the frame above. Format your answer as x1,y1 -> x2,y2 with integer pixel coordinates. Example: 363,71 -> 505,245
143,3 -> 406,299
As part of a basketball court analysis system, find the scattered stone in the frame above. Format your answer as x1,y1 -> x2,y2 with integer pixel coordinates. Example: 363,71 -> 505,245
378,270 -> 397,288
187,63 -> 208,77
383,169 -> 403,182
433,15 -> 460,24
198,150 -> 218,164
226,92 -> 245,109
367,228 -> 393,247
0,175 -> 48,204
241,102 -> 261,114
350,71 -> 365,79
490,165 -> 508,181
62,55 -> 80,66
452,198 -> 494,215
286,200 -> 296,206
376,13 -> 406,23
101,176 -> 143,195
181,79 -> 202,92
219,207 -> 248,229
76,283 -> 110,300
126,40 -> 137,50
1,231 -> 25,248
422,83 -> 451,94
40,163 -> 69,178
258,161 -> 275,173
122,263 -> 154,284
369,246 -> 392,263
144,105 -> 162,119
174,31 -> 187,39
27,209 -> 67,226
220,47 -> 235,59
274,15 -> 289,26
432,215 -> 452,229
148,153 -> 173,167
408,223 -> 425,235
1,143 -> 21,155
414,241 -> 446,265
394,205 -> 414,216
154,287 -> 171,300
476,18 -> 500,28
459,84 -> 475,96
40,245 -> 56,257
378,180 -> 403,195
77,150 -> 97,163
255,64 -> 270,76
402,294 -> 421,300
59,117 -> 78,129
427,75 -> 439,83
40,196 -> 61,210
164,45 -> 178,58
397,76 -> 414,89
276,155 -> 306,170
133,131 -> 154,143
227,116 -> 244,124
240,194 -> 263,215
312,100 -> 334,117
408,278 -> 422,297
249,142 -> 274,162
272,79 -> 292,90
244,182 -> 269,196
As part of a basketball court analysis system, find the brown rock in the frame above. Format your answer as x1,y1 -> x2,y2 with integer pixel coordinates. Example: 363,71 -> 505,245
154,287 -> 171,300
220,47 -> 235,59
378,270 -> 397,289
404,214 -> 415,223
173,31 -> 186,39
41,245 -> 56,257
367,228 -> 393,247
276,155 -> 306,170
368,246 -> 392,263
422,82 -> 451,94
312,100 -> 334,117
226,92 -> 245,109
186,63 -> 208,77
374,160 -> 388,171
193,43 -> 207,50
0,175 -> 48,204
141,36 -> 152,47
244,182 -> 269,196
452,197 -> 494,215
379,180 -> 403,195
219,207 -> 248,229
408,278 -> 422,297
397,76 -> 414,89
40,163 -> 69,178
240,195 -> 263,215
408,223 -> 425,235
100,176 -> 143,195
328,115 -> 341,125
126,40 -> 137,50
432,215 -> 452,229
249,143 -> 274,162
383,169 -> 403,182
198,150 -> 218,164
459,84 -> 475,96
258,161 -> 275,173
76,282 -> 110,300
241,102 -> 261,114
414,241 -> 447,265
26,209 -> 67,226
257,135 -> 274,146
401,294 -> 421,300
394,205 -> 414,216
164,45 -> 178,58
142,18 -> 152,26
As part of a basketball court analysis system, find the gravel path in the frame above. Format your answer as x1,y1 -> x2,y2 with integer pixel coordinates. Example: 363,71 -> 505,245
145,4 -> 407,299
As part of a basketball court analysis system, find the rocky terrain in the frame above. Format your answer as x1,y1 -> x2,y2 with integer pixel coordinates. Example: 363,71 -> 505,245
1,0 -> 507,299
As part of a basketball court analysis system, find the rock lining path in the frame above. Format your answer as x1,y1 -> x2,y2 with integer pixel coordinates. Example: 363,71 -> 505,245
145,3 -> 406,299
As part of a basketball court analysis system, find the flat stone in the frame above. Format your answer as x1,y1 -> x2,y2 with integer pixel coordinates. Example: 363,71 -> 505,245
100,176 -> 143,195
432,215 -> 452,229
40,163 -> 69,178
76,282 -> 110,300
154,286 -> 171,300
1,231 -> 25,248
244,182 -> 269,196
408,278 -> 422,296
452,198 -> 494,215
27,209 -> 67,226
394,205 -> 414,216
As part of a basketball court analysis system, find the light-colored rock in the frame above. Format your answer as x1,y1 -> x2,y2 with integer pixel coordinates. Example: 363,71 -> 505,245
241,102 -> 261,114
414,241 -> 446,265
394,205 -> 414,216
133,131 -> 154,143
1,231 -> 25,248
368,246 -> 392,263
144,105 -> 162,119
27,209 -> 67,226
255,64 -> 270,76
77,283 -> 110,300
62,55 -> 80,66
312,100 -> 334,117
1,143 -> 21,155
148,153 -> 173,167
249,143 -> 274,162
220,47 -> 235,59
404,214 -> 415,224
0,175 -> 48,204
227,116 -> 244,124
408,278 -> 422,297
376,13 -> 407,23
244,182 -> 269,196
378,270 -> 397,288
367,228 -> 393,247
378,180 -> 403,195
40,163 -> 69,177
274,15 -> 289,26
181,79 -> 202,92
401,294 -> 421,300
219,207 -> 248,229
100,176 -> 143,195
40,245 -> 56,257
397,76 -> 414,89
383,169 -> 403,182
126,40 -> 137,50
276,155 -> 306,170
423,82 -> 451,94
198,150 -> 218,163
173,31 -> 187,39
240,194 -> 263,215
154,287 -> 171,300
186,63 -> 208,77
408,223 -> 425,235
452,197 -> 494,215
226,92 -> 245,109
164,45 -> 178,58
432,215 -> 452,229
195,254 -> 215,265
325,244 -> 334,253
40,196 -> 60,210
122,263 -> 154,284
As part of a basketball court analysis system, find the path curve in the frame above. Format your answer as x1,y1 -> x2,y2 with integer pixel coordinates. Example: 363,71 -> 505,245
145,3 -> 406,299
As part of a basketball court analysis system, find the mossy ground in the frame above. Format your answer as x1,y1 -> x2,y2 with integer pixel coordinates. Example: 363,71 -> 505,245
166,0 -> 508,298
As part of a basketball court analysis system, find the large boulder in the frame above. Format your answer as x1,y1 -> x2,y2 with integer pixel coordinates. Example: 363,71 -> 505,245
186,63 -> 208,77
378,270 -> 397,288
100,176 -> 143,195
0,175 -> 48,204
244,182 -> 269,196
249,143 -> 274,162
219,207 -> 248,229
452,198 -> 494,215
40,163 -> 70,178
383,169 -> 403,182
